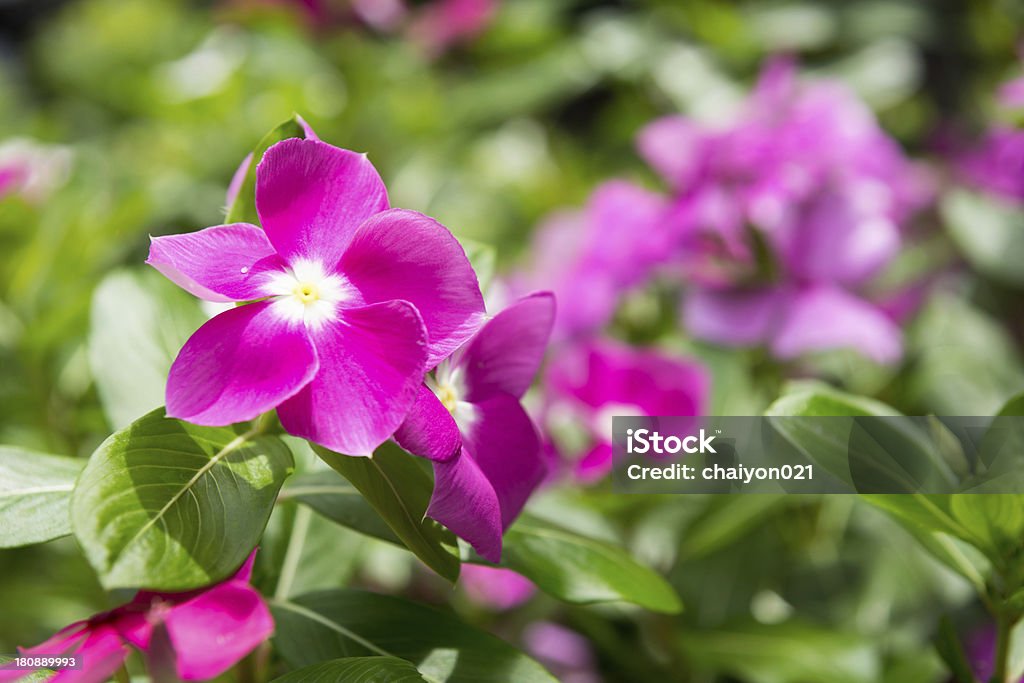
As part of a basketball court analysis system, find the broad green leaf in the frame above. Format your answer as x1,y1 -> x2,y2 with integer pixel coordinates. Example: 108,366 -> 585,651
312,443 -> 459,583
680,495 -> 787,559
225,115 -> 309,226
766,383 -> 953,492
72,408 -> 293,590
279,470 -> 400,545
998,392 -> 1024,417
949,495 -> 1024,561
494,515 -> 682,613
88,268 -> 205,429
680,622 -> 879,683
0,447 -> 84,548
943,189 -> 1024,286
272,657 -> 426,683
272,589 -> 557,682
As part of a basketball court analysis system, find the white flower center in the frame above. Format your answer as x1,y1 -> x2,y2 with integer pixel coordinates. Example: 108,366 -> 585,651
428,361 -> 478,431
264,259 -> 354,328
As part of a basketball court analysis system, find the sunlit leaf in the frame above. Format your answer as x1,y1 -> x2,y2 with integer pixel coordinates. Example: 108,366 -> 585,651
72,408 -> 293,590
0,447 -> 84,548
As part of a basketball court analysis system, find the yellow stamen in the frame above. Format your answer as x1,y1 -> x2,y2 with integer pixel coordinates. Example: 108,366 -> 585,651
293,281 -> 319,304
436,384 -> 458,414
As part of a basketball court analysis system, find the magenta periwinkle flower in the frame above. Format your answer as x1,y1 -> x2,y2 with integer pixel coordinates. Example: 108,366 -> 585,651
545,341 -> 709,481
0,553 -> 271,683
148,138 -> 484,455
638,59 -> 931,363
393,292 -> 555,562
957,126 -> 1024,202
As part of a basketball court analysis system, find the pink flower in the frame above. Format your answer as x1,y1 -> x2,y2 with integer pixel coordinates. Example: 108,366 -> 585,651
523,622 -> 600,683
393,292 -> 555,562
638,59 -> 930,363
516,181 -> 670,340
957,126 -> 1024,202
408,0 -> 498,57
544,340 -> 709,481
459,564 -> 535,609
148,138 -> 485,456
0,553 -> 271,683
0,139 -> 72,203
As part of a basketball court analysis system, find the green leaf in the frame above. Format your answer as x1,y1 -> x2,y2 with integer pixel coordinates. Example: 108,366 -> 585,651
88,268 -> 205,429
942,189 -> 1024,287
225,115 -> 309,225
272,657 -> 426,683
0,447 -> 84,548
72,408 -> 293,590
766,383 -> 953,492
494,515 -> 682,613
312,443 -> 460,583
279,470 -> 400,545
680,621 -> 880,683
272,589 -> 557,682
949,495 -> 1024,561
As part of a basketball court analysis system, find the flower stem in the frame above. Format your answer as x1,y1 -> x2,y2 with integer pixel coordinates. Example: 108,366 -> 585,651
275,504 -> 312,600
991,610 -> 1012,683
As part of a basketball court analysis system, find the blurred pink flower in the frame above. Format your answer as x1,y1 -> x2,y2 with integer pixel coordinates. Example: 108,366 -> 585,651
523,622 -> 600,683
0,139 -> 71,203
0,552 -> 271,683
408,0 -> 498,57
517,180 -> 671,340
148,137 -> 484,455
544,340 -> 709,481
957,126 -> 1024,202
459,564 -> 535,609
639,59 -> 930,363
394,293 -> 555,561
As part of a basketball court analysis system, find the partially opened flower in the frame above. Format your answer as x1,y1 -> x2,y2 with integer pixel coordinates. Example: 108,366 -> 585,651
0,552 -> 271,683
148,137 -> 485,455
545,340 -> 709,481
394,292 -> 555,562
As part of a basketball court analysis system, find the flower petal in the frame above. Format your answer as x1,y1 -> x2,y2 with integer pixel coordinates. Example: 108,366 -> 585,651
43,626 -> 127,683
636,116 -> 710,191
459,564 -> 535,610
461,292 -> 555,402
683,287 -> 788,347
394,384 -> 462,462
147,224 -> 286,303
462,395 -> 546,530
428,450 -> 503,563
770,286 -> 902,364
165,582 -> 274,681
341,208 -> 486,367
256,138 -> 389,268
277,301 -> 427,455
166,301 -> 319,425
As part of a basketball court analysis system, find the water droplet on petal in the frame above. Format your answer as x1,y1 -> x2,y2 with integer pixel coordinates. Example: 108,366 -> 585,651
240,266 -> 249,274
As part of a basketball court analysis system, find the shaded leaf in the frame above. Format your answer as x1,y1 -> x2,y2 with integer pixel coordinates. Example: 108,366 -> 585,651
943,189 -> 1024,287
494,515 -> 682,613
272,589 -> 556,682
272,657 -> 426,683
280,470 -> 400,545
313,443 -> 459,583
72,408 -> 293,590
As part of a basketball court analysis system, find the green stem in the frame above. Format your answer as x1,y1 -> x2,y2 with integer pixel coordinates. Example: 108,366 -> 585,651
114,664 -> 131,683
991,610 -> 1012,683
275,505 -> 312,600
